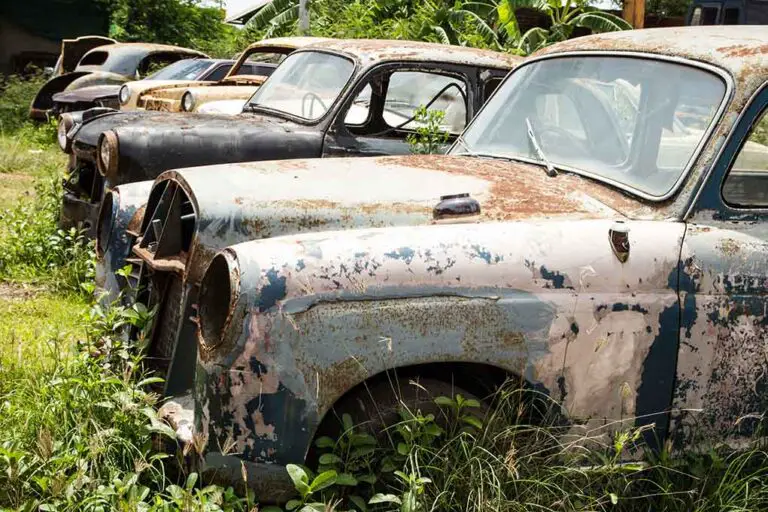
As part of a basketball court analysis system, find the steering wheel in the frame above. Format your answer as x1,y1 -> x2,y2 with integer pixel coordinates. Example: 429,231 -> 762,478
302,92 -> 327,119
536,125 -> 591,160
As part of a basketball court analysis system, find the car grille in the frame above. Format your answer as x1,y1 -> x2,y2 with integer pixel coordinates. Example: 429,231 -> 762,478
133,179 -> 197,393
64,159 -> 104,204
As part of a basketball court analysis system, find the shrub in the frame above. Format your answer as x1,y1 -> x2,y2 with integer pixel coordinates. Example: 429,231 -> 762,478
0,72 -> 49,136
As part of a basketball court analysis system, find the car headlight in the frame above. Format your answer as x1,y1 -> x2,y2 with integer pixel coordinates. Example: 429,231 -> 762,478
57,121 -> 69,151
97,130 -> 119,179
181,91 -> 196,112
198,250 -> 240,352
58,113 -> 74,153
119,84 -> 130,106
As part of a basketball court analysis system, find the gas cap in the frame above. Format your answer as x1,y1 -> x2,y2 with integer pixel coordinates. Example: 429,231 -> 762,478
609,221 -> 630,263
433,193 -> 480,221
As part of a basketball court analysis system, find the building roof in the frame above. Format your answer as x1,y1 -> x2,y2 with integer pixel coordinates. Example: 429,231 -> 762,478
225,0 -> 274,25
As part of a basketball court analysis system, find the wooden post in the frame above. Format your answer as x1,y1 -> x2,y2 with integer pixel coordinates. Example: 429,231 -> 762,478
623,0 -> 645,28
299,0 -> 310,35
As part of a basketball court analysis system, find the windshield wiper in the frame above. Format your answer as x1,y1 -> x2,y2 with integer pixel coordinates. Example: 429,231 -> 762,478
525,118 -> 557,177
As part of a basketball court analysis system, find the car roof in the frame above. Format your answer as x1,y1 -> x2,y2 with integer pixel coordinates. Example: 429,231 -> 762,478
84,42 -> 208,58
535,26 -> 767,82
302,39 -> 522,70
243,37 -> 336,52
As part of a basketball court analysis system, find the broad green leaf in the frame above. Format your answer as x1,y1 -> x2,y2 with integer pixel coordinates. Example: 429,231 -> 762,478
286,464 -> 310,496
369,493 -> 402,505
286,499 -> 302,510
433,396 -> 455,407
314,436 -> 335,449
185,472 -> 198,490
336,473 -> 358,486
309,469 -> 338,492
462,398 -> 481,409
349,494 -> 368,511
462,415 -> 484,430
318,453 -> 342,465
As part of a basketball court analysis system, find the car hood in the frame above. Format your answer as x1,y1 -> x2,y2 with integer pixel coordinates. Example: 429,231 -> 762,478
150,154 -> 656,282
53,84 -> 120,103
72,109 -> 298,148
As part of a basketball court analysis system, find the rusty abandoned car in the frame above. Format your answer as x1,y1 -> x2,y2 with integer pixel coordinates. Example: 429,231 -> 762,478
125,37 -> 329,114
101,26 -> 768,498
30,42 -> 207,120
62,39 -> 519,238
58,57 -> 237,114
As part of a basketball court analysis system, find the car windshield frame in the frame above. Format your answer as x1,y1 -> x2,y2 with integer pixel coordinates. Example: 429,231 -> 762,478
244,49 -> 357,124
450,51 -> 733,202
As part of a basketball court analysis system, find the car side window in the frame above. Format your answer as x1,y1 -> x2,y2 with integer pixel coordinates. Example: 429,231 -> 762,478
205,64 -> 231,82
344,84 -> 372,126
383,71 -> 467,134
722,109 -> 768,207
138,53 -> 181,78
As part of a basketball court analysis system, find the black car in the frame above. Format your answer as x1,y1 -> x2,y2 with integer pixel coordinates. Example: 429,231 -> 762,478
59,39 -> 521,236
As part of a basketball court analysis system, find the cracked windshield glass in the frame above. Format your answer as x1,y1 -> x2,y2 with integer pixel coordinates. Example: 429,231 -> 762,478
245,51 -> 354,120
454,56 -> 727,197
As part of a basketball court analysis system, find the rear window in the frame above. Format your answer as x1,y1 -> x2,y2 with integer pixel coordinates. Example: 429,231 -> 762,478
235,63 -> 277,76
204,64 -> 232,81
78,51 -> 108,66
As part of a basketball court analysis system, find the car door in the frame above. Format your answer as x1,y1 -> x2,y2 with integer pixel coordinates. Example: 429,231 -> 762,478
322,64 -> 472,157
672,84 -> 768,447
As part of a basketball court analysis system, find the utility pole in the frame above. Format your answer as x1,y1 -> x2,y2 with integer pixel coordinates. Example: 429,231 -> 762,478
299,0 -> 310,35
623,0 -> 645,28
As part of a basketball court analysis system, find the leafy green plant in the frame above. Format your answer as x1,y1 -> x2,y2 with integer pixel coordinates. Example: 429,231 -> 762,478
405,106 -> 450,154
285,464 -> 338,511
516,0 -> 632,54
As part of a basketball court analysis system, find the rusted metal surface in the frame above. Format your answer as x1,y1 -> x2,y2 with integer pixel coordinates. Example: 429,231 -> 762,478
95,180 -> 154,304
31,43 -> 208,121
90,27 -> 768,498
133,37 -> 330,113
193,218 -> 682,473
138,85 -> 259,112
535,26 -> 767,78
63,42 -> 517,234
307,39 -> 521,69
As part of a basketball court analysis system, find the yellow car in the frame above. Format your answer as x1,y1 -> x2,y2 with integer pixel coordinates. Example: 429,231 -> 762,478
120,37 -> 331,113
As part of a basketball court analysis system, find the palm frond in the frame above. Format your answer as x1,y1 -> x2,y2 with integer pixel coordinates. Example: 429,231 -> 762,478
246,0 -> 297,30
572,11 -> 633,32
270,4 -> 300,26
460,10 -> 500,46
431,25 -> 453,45
517,26 -> 549,55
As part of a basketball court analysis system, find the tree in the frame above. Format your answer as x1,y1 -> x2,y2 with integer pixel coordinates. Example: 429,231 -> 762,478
108,0 -> 238,54
515,0 -> 631,54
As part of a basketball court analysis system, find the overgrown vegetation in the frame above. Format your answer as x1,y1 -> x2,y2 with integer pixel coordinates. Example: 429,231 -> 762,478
245,0 -> 631,54
3,12 -> 768,512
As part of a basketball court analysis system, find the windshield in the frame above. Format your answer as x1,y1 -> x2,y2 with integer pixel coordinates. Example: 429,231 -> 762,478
454,56 -> 726,198
246,51 -> 354,121
146,59 -> 214,80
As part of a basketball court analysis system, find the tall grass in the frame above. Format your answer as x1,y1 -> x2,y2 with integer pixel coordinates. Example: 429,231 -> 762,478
1,79 -> 767,512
